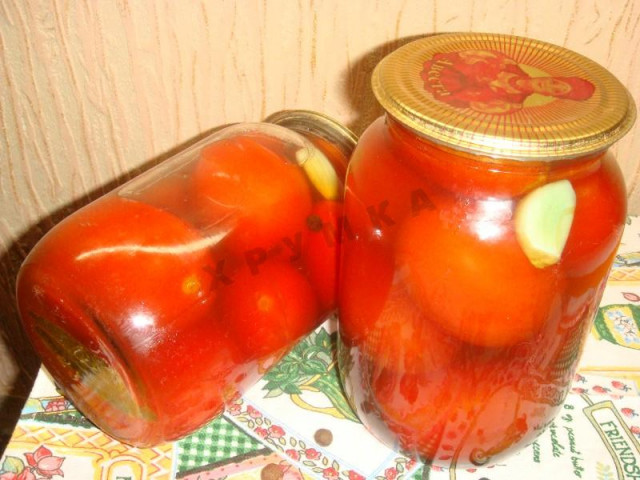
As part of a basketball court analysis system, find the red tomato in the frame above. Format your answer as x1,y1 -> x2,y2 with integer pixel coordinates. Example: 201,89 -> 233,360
18,195 -> 216,339
302,200 -> 342,312
360,287 -> 462,375
16,195 -> 220,444
191,134 -> 313,254
395,202 -> 561,347
563,153 -> 626,275
387,117 -> 548,198
345,118 -> 440,242
338,239 -> 395,345
139,310 -> 250,438
220,260 -> 321,359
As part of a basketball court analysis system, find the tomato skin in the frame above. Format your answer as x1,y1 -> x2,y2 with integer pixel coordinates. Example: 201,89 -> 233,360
18,195 -> 215,335
191,134 -> 313,254
563,153 -> 627,275
220,260 -> 321,359
395,200 -> 561,347
344,118 -> 440,242
302,200 -> 343,312
357,286 -> 462,376
16,195 -> 223,445
338,238 -> 395,345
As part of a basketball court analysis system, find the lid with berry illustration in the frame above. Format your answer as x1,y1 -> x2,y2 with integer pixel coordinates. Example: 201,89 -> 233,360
372,32 -> 636,160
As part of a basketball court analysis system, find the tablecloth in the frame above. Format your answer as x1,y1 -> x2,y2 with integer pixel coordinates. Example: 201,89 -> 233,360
2,217 -> 640,480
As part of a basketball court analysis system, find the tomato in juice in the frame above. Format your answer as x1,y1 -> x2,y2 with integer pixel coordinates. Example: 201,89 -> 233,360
337,33 -> 634,466
338,130 -> 626,463
17,118 -> 356,446
340,119 -> 445,243
302,200 -> 343,312
192,134 -> 314,255
17,195 -> 228,444
220,259 -> 321,359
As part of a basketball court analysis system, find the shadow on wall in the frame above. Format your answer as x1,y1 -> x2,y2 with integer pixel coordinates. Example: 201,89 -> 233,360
0,125 -> 229,456
341,34 -> 433,136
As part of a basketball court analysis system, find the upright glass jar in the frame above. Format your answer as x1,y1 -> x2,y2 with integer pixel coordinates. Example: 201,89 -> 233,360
337,33 -> 636,467
16,111 -> 356,447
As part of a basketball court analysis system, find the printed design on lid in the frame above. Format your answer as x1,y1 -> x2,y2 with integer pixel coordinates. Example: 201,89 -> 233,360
372,33 -> 635,159
420,49 -> 595,115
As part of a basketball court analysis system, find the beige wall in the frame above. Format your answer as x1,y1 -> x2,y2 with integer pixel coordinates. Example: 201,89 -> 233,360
1,1 -> 639,407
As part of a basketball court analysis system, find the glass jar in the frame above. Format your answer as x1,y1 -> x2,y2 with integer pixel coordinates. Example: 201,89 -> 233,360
337,33 -> 636,467
16,111 -> 356,447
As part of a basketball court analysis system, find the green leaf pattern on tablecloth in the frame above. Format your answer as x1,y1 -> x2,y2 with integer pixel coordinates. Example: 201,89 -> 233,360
1,456 -> 24,474
262,327 -> 359,422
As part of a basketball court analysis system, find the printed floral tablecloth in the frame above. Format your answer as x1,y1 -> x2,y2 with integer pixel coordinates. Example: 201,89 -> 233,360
3,218 -> 640,480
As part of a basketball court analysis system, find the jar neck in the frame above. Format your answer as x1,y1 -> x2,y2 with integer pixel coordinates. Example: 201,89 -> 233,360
385,114 -> 605,178
265,110 -> 358,167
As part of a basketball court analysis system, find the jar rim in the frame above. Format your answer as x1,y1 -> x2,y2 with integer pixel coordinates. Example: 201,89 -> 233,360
372,33 -> 636,161
264,110 -> 358,159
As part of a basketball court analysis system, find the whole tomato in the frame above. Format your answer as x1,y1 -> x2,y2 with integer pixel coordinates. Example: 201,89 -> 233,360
18,195 -> 216,343
191,133 -> 313,255
395,198 -> 561,347
563,153 -> 627,275
17,195 -> 220,444
344,118 -> 439,243
219,259 -> 321,359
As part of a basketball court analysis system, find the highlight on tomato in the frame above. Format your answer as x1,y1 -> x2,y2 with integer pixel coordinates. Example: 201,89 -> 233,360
18,195 -> 216,339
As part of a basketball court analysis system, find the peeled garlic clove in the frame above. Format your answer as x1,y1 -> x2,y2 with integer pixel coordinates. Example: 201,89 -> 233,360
296,147 -> 340,200
515,180 -> 576,269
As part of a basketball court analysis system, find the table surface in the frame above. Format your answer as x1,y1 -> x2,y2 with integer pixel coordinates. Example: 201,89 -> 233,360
2,219 -> 640,480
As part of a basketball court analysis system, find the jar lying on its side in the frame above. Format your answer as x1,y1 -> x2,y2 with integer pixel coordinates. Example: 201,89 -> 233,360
16,111 -> 356,447
337,33 -> 636,467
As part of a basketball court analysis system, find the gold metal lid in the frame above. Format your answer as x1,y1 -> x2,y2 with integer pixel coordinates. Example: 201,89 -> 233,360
373,33 -> 636,160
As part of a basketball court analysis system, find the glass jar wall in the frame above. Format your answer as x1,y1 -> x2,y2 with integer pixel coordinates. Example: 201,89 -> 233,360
337,33 -> 636,467
17,113 -> 355,447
